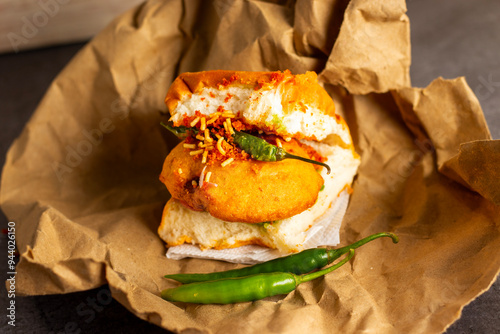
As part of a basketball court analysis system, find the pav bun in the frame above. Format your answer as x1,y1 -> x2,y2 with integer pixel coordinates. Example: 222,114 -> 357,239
166,70 -> 350,142
158,70 -> 360,253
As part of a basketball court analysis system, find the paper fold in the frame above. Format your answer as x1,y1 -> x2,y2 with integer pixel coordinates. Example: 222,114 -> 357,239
1,0 -> 499,333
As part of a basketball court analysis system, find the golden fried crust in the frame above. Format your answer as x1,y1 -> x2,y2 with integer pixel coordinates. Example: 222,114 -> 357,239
160,139 -> 324,223
165,70 -> 336,118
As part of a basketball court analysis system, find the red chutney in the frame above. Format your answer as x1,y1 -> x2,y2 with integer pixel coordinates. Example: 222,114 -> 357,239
207,137 -> 250,165
220,74 -> 240,88
224,93 -> 233,103
177,111 -> 203,127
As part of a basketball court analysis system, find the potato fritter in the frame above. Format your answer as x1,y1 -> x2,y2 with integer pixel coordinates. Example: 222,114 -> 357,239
160,139 -> 324,223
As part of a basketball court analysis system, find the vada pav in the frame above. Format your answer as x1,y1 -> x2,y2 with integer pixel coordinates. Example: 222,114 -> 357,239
158,70 -> 360,253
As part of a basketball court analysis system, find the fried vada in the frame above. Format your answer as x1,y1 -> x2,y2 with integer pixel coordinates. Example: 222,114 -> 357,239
160,136 -> 323,223
158,70 -> 360,253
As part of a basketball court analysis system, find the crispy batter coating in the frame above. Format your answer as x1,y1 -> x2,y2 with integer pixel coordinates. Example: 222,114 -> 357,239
160,139 -> 324,223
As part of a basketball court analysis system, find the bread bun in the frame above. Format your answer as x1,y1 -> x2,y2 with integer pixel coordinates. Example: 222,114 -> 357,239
158,70 -> 360,254
165,70 -> 348,141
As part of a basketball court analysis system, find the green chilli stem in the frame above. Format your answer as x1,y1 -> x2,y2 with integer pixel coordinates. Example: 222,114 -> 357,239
328,232 -> 398,263
160,121 -> 196,139
283,152 -> 331,174
298,249 -> 354,284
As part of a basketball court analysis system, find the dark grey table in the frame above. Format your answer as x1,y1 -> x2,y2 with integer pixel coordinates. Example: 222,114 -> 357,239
1,0 -> 499,333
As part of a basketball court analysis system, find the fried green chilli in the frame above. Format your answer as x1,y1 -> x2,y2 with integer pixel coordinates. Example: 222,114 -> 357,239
164,232 -> 398,284
161,249 -> 354,304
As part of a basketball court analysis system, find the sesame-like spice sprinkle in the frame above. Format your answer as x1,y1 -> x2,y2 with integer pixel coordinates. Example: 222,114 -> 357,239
190,149 -> 204,156
200,117 -> 206,131
190,117 -> 200,127
202,150 -> 208,164
183,143 -> 196,149
205,171 -> 212,183
221,157 -> 234,167
284,137 -> 292,142
276,138 -> 282,148
217,137 -> 226,155
192,180 -> 198,187
204,129 -> 213,142
199,165 -> 207,186
178,168 -> 183,174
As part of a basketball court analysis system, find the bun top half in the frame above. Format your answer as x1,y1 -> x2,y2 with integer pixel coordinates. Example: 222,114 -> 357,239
165,70 -> 348,142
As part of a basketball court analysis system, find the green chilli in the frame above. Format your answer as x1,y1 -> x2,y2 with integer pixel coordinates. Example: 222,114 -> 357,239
232,131 -> 331,174
160,122 -> 331,173
161,249 -> 354,304
164,232 -> 398,284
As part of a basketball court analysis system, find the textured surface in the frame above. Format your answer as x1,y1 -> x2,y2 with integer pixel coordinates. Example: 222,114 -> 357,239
407,1 -> 500,333
0,0 -> 144,53
0,0 -> 499,333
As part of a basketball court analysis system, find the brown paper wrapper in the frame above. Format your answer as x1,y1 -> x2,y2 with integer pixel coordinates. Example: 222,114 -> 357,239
1,0 -> 499,333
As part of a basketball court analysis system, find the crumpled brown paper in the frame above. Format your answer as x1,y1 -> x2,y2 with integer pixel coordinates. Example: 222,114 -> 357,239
1,0 -> 499,333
